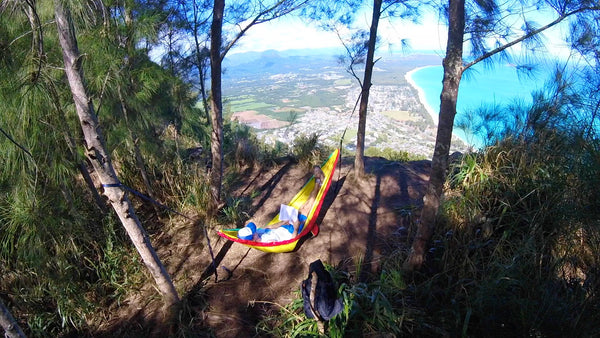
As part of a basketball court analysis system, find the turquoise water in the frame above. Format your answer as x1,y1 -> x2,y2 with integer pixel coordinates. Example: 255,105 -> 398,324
410,63 -> 547,147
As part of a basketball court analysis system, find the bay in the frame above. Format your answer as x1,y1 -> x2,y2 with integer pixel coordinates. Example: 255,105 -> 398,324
408,63 -> 546,147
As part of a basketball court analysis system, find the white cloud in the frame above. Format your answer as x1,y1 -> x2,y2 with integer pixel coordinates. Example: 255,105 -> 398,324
229,17 -> 342,54
377,11 -> 447,53
229,11 -> 447,55
228,7 -> 572,59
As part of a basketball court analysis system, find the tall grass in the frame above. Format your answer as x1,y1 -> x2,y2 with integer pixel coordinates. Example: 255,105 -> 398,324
422,76 -> 600,335
256,68 -> 600,337
364,147 -> 426,161
257,258 -> 436,337
423,135 -> 600,336
0,177 -> 146,335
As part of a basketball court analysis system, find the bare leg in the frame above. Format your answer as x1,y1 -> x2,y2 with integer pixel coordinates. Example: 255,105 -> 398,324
299,189 -> 317,216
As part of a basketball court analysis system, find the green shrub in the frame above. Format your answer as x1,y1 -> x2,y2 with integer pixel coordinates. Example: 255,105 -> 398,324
291,133 -> 332,169
364,147 -> 426,161
425,130 -> 600,336
257,260 -> 434,337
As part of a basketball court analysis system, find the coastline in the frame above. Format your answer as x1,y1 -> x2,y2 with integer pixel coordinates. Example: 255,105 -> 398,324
405,65 -> 439,126
405,65 -> 474,150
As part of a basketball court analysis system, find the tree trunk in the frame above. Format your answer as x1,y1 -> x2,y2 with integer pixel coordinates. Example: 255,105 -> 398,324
209,0 -> 225,207
198,53 -> 211,124
54,0 -> 180,308
0,300 -> 25,338
47,78 -> 108,212
77,160 -> 107,212
354,0 -> 382,177
404,0 -> 465,271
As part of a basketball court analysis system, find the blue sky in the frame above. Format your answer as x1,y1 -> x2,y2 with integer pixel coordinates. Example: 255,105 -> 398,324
230,10 -> 447,55
229,5 -> 573,59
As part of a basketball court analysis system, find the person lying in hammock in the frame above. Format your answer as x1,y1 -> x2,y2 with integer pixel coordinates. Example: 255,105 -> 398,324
238,165 -> 325,243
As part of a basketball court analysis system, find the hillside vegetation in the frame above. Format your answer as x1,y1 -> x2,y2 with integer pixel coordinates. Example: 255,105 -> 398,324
2,55 -> 599,335
1,2 -> 599,337
257,78 -> 600,337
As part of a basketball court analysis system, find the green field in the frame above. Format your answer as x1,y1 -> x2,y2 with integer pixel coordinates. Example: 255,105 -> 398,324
226,95 -> 274,112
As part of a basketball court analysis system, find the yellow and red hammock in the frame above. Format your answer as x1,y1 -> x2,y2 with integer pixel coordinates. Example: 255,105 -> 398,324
217,149 -> 339,253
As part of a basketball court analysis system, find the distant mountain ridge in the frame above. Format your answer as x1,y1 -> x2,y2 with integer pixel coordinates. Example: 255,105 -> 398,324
223,48 -> 342,79
226,47 -> 341,66
223,48 -> 442,82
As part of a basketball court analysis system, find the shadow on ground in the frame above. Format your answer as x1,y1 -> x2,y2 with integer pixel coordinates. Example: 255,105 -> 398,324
99,156 -> 431,337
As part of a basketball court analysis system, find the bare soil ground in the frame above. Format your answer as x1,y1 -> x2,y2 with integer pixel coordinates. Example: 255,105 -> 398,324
230,110 -> 290,129
100,155 -> 431,337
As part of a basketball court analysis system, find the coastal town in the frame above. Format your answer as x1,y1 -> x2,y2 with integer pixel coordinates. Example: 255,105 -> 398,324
228,65 -> 470,158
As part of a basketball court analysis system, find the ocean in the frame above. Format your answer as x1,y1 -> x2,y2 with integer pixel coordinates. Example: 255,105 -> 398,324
407,63 -> 548,148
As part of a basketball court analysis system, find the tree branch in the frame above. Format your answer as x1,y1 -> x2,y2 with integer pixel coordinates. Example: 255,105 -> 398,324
220,0 -> 309,59
464,6 -> 600,70
0,300 -> 25,338
335,27 -> 363,87
0,125 -> 33,158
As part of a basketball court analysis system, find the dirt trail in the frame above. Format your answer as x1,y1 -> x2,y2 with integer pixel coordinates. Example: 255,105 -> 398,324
101,156 -> 431,337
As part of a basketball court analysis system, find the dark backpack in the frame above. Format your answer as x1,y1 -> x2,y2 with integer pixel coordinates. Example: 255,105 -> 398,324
301,259 -> 343,321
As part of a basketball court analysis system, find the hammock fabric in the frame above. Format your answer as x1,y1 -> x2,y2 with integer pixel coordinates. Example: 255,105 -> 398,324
217,149 -> 339,253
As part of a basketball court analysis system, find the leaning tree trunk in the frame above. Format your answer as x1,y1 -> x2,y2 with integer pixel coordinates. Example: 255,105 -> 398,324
54,0 -> 180,308
354,0 -> 382,177
0,300 -> 25,338
208,0 -> 225,207
404,0 -> 465,271
48,81 -> 108,212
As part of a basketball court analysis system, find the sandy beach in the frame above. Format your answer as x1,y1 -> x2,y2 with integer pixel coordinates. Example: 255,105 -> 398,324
405,66 -> 439,126
405,65 -> 474,149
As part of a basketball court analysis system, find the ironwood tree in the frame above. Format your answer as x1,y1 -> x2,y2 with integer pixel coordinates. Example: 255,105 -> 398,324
53,0 -> 180,309
209,0 -> 225,207
354,0 -> 383,177
404,0 -> 600,271
175,0 -> 213,124
207,0 -> 309,206
309,0 -> 420,177
1,0 -> 204,332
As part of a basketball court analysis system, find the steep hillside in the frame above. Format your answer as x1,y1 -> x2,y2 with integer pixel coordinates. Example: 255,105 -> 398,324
100,155 -> 431,337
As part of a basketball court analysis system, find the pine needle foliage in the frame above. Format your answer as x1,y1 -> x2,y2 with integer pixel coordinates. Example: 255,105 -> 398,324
419,71 -> 600,336
259,66 -> 600,338
1,1 -> 211,335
